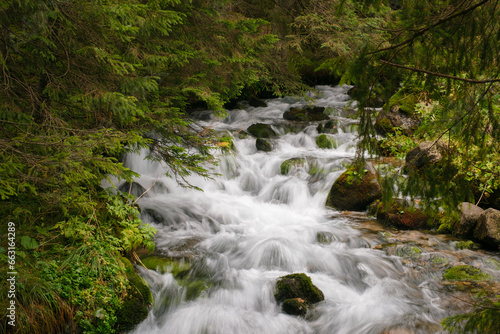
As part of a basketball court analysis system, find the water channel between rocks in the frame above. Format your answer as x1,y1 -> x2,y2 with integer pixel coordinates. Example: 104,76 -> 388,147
119,85 -> 500,334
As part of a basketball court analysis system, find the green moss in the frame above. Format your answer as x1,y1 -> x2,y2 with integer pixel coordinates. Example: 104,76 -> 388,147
376,117 -> 394,134
280,158 -> 306,175
141,256 -> 190,278
115,270 -> 152,332
316,134 -> 338,149
282,298 -> 308,316
388,90 -> 418,116
443,265 -> 492,281
275,273 -> 324,304
456,241 -> 479,250
431,256 -> 450,265
394,244 -> 423,259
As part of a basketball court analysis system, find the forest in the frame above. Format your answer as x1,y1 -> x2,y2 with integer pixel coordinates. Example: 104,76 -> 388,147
1,0 -> 499,333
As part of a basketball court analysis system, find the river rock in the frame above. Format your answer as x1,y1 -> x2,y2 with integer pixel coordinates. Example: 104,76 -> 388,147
326,163 -> 382,211
316,134 -> 338,149
317,119 -> 338,134
275,273 -> 324,305
119,182 -> 147,198
404,140 -> 448,172
455,202 -> 484,239
375,110 -> 420,136
247,123 -> 277,138
283,106 -> 328,122
256,138 -> 273,152
473,208 -> 500,250
375,200 -> 429,230
248,96 -> 267,108
281,298 -> 308,316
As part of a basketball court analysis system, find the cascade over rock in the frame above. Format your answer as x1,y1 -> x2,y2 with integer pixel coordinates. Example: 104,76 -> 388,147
274,273 -> 324,316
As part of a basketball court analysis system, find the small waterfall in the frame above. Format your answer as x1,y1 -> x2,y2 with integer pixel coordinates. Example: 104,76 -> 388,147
118,85 -> 499,334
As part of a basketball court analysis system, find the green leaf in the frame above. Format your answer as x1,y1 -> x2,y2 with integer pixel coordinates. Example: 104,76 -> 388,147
21,236 -> 39,250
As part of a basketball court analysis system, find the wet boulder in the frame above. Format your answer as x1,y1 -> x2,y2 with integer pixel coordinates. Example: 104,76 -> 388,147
283,106 -> 328,122
248,96 -> 267,108
473,208 -> 500,250
326,163 -> 382,211
282,298 -> 307,316
455,202 -> 484,239
403,140 -> 448,173
275,273 -> 324,316
317,119 -> 338,134
247,123 -> 277,138
256,138 -> 273,152
115,258 -> 152,331
316,134 -> 338,149
119,182 -> 147,198
375,200 -> 429,230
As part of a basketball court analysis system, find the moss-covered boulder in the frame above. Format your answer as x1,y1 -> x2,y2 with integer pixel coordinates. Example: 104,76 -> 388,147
274,273 -> 324,304
375,200 -> 429,230
115,258 -> 152,332
282,298 -> 308,316
317,119 -> 338,134
247,123 -> 277,138
473,208 -> 500,250
256,138 -> 273,152
280,158 -> 306,175
326,163 -> 382,211
316,134 -> 338,149
283,106 -> 328,122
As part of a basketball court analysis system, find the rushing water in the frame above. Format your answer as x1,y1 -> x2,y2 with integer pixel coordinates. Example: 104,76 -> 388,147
120,86 -> 500,334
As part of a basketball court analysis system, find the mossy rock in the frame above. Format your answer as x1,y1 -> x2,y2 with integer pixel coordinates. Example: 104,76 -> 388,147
317,119 -> 338,134
326,163 -> 382,211
280,158 -> 306,175
443,265 -> 492,281
275,273 -> 324,304
316,134 -> 338,149
247,123 -> 277,138
283,106 -> 328,122
388,91 -> 418,116
115,268 -> 152,332
282,298 -> 308,316
394,244 -> 423,259
375,200 -> 429,230
256,138 -> 273,152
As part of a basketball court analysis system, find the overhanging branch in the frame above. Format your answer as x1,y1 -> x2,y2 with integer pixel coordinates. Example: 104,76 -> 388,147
380,60 -> 500,84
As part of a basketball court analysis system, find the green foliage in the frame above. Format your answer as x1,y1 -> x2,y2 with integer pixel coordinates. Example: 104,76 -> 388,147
442,296 -> 500,334
1,0 -> 294,331
378,128 -> 416,158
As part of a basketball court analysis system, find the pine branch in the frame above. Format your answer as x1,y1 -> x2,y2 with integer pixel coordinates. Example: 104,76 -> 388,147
380,60 -> 500,83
